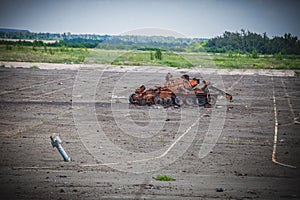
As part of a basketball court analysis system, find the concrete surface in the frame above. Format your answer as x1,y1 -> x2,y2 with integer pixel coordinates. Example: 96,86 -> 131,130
0,63 -> 299,199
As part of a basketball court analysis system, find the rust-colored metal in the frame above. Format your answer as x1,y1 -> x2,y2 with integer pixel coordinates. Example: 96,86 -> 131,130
129,73 -> 232,107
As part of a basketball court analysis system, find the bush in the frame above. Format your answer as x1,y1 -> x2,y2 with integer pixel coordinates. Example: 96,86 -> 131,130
252,50 -> 258,58
49,48 -> 54,55
155,175 -> 175,181
274,52 -> 283,60
78,55 -> 85,63
6,45 -> 12,50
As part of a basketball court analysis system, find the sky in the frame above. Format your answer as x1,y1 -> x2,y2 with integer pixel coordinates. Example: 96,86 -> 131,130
0,0 -> 299,38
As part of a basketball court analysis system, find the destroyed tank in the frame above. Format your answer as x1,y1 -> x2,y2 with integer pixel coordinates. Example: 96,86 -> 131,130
129,73 -> 232,107
129,85 -> 176,106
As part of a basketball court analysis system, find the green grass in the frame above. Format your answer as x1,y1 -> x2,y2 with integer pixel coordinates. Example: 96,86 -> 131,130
155,175 -> 175,181
211,53 -> 300,70
85,49 -> 127,64
0,45 -> 300,69
0,45 -> 88,64
30,65 -> 39,69
182,52 -> 300,69
110,50 -> 193,68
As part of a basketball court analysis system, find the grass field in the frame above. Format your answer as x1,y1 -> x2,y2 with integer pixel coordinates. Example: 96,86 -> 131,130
0,45 -> 87,64
1,45 -> 300,69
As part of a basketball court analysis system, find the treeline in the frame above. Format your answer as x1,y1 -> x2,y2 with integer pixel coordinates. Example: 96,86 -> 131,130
206,30 -> 300,54
1,29 -> 300,55
0,37 -> 204,52
54,35 -> 204,51
0,29 -> 104,40
0,29 -> 204,51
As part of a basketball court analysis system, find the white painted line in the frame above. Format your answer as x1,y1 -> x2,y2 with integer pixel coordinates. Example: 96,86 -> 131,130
0,77 -> 73,95
160,118 -> 198,158
271,76 -> 296,169
81,115 -> 202,167
228,75 -> 244,91
280,79 -> 299,125
39,86 -> 73,96
9,107 -> 81,136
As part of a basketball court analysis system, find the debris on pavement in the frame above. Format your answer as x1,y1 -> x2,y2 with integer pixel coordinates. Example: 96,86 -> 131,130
129,73 -> 232,108
216,188 -> 224,192
50,134 -> 71,162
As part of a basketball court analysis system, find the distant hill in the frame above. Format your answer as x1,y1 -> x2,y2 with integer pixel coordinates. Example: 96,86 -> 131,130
0,28 -> 30,33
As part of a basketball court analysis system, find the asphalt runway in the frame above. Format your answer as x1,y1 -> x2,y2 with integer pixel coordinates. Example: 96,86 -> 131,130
0,64 -> 299,199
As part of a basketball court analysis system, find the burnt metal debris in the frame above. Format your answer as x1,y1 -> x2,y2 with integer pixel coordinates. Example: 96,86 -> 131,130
129,73 -> 232,108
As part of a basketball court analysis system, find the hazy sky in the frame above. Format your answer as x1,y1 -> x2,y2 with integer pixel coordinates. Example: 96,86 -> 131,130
0,0 -> 299,38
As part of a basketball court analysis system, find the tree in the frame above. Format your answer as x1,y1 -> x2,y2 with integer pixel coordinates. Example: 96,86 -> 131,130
155,49 -> 162,60
150,51 -> 154,60
205,30 -> 300,55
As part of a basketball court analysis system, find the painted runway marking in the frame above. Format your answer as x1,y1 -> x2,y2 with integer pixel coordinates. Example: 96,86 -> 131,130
28,86 -> 73,98
81,115 -> 202,168
271,76 -> 296,169
9,107 -> 81,136
228,75 -> 244,91
280,78 -> 299,124
0,77 -> 73,95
